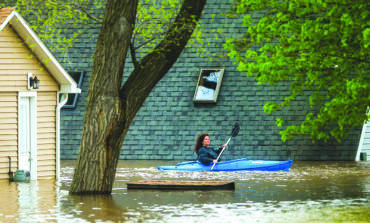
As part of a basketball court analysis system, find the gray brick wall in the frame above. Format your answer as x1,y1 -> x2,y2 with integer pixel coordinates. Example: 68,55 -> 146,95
59,0 -> 361,161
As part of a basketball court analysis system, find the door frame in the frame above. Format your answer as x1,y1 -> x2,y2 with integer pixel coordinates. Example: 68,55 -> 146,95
18,92 -> 37,180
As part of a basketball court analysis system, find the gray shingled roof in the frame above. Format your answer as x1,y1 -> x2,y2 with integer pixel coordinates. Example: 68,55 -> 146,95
59,0 -> 361,161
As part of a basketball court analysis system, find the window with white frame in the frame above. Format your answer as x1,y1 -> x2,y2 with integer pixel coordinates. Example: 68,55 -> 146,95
193,68 -> 224,104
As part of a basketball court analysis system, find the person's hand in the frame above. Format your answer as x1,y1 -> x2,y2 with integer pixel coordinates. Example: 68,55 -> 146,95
222,144 -> 228,148
213,160 -> 218,164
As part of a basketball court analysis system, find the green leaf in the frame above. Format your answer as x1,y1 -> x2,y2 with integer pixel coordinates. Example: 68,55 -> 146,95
276,118 -> 284,127
227,0 -> 370,142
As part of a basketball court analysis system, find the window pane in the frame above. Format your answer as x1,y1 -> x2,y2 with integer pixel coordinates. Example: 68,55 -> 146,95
193,69 -> 224,103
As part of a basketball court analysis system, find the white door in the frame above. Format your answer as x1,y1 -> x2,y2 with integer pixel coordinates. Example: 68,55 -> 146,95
19,97 -> 31,171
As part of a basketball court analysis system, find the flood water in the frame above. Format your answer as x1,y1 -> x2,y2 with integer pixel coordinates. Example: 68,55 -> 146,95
0,160 -> 369,223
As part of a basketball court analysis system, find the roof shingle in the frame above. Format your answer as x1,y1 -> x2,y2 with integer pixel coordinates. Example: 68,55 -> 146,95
0,7 -> 15,25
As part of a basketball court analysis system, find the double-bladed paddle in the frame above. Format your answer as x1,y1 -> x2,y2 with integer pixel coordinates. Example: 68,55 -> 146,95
211,123 -> 240,171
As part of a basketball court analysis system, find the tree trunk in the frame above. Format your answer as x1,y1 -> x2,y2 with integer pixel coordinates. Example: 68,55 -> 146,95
70,0 -> 207,194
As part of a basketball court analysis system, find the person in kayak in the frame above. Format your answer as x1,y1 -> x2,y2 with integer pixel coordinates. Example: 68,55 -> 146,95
194,133 -> 227,165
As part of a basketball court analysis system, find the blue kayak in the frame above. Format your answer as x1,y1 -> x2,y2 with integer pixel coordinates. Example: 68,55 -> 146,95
157,159 -> 293,172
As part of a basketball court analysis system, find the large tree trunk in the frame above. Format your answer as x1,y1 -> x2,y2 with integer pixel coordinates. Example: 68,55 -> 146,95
70,0 -> 207,194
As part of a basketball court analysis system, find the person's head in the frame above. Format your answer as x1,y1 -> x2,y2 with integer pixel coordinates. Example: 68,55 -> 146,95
194,133 -> 210,153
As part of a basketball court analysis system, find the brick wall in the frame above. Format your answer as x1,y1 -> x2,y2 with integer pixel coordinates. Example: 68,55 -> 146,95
59,0 -> 361,161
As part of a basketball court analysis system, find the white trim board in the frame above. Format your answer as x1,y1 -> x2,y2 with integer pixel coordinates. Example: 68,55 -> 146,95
18,92 -> 37,180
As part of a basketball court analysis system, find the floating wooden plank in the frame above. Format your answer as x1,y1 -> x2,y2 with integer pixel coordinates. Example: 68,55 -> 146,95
127,180 -> 235,190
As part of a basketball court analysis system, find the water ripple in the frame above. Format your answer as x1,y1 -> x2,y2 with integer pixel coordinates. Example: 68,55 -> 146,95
1,160 -> 368,223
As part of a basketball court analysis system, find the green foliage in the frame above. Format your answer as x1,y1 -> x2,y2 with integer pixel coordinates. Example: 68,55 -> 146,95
3,0 -> 221,66
226,0 -> 370,142
5,0 -> 104,52
134,0 -> 181,57
7,0 -> 192,59
5,0 -> 220,71
134,0 -> 224,63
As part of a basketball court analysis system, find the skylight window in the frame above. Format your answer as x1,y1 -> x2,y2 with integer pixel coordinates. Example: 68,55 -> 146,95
193,68 -> 224,104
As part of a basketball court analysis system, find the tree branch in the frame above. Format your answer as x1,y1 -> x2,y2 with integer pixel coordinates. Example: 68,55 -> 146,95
129,43 -> 139,68
121,0 -> 207,114
76,6 -> 103,24
45,0 -> 103,24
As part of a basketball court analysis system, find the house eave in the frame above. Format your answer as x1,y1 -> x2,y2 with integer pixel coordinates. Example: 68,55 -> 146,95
1,11 -> 78,94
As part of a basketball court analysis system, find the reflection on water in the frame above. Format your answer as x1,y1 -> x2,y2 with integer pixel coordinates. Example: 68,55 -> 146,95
0,180 -> 58,223
0,161 -> 369,222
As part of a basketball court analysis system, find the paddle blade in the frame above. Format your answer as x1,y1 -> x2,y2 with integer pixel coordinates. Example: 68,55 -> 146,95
231,123 -> 240,137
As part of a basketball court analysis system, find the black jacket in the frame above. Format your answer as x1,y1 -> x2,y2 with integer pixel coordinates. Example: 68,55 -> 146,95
197,146 -> 223,165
